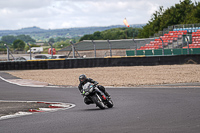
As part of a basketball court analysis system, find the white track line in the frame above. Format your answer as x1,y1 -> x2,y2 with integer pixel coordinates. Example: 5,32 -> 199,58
0,76 -> 48,87
0,100 -> 76,120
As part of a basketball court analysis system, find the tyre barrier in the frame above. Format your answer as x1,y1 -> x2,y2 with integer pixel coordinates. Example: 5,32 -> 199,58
0,54 -> 200,70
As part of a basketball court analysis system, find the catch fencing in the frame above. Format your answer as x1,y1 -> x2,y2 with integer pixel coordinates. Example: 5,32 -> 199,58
58,38 -> 155,58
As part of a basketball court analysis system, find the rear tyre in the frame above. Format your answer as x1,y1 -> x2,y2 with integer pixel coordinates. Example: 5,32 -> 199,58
92,94 -> 105,109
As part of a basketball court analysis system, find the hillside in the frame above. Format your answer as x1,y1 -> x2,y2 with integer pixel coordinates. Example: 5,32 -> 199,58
0,24 -> 145,42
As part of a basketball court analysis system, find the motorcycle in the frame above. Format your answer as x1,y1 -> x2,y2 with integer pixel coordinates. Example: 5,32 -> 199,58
82,82 -> 113,109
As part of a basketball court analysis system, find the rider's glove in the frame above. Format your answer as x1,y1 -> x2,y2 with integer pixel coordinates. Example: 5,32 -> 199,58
94,82 -> 99,86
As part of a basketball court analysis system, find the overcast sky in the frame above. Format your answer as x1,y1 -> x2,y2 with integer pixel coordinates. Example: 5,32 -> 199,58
0,0 -> 197,30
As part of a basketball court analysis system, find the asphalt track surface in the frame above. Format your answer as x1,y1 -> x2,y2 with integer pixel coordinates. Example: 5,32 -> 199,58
0,73 -> 200,133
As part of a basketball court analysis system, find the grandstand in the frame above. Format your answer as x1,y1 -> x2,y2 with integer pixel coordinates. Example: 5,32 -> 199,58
183,30 -> 200,49
58,23 -> 200,57
173,27 -> 200,33
138,30 -> 187,50
135,24 -> 200,51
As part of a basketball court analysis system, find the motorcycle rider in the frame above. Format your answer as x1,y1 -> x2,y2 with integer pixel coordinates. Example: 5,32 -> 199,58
78,74 -> 111,104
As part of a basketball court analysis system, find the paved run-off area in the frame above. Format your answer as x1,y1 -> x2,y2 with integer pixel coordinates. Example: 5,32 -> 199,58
7,64 -> 200,87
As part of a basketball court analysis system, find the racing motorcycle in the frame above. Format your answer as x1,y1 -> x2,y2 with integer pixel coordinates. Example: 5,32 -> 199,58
82,82 -> 113,109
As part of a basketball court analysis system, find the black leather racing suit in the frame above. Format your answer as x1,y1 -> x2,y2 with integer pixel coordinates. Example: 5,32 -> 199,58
78,78 -> 110,104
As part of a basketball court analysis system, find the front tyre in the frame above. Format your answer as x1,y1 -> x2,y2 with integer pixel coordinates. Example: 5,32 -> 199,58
92,94 -> 105,109
106,99 -> 113,108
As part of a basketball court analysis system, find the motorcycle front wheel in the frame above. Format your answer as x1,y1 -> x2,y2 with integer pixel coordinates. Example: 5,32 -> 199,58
91,94 -> 105,109
106,99 -> 113,108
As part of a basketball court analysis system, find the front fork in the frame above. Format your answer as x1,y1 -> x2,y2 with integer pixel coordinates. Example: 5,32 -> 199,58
95,88 -> 107,100
95,93 -> 103,102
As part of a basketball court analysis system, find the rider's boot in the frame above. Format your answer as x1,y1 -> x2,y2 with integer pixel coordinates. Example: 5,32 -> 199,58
98,85 -> 111,99
104,91 -> 111,99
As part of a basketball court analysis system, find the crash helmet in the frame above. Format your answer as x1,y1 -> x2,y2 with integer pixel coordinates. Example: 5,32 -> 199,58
79,74 -> 87,83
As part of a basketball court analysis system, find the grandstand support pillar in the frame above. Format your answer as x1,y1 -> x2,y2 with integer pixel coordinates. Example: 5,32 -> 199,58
69,40 -> 75,58
4,44 -> 15,61
72,43 -> 75,58
70,41 -> 81,58
182,38 -> 184,48
186,36 -> 189,54
92,40 -> 96,58
48,42 -> 53,58
4,44 -> 10,61
159,38 -> 165,55
107,39 -> 112,57
27,43 -> 32,60
176,39 -> 178,48
133,39 -> 137,56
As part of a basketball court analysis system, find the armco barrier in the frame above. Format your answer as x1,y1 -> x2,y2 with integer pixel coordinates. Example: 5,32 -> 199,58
48,54 -> 200,68
0,61 -> 48,70
0,54 -> 200,70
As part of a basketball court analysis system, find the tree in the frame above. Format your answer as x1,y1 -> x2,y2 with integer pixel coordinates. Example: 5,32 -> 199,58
93,31 -> 102,40
48,38 -> 55,43
138,0 -> 200,38
13,39 -> 26,51
16,35 -> 36,43
79,27 -> 141,41
53,40 -> 70,48
1,35 -> 36,45
1,35 -> 16,45
55,37 -> 67,42
0,41 -> 6,51
79,34 -> 93,41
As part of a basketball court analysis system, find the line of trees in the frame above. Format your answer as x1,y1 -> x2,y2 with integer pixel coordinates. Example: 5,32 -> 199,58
0,34 -> 77,52
79,27 -> 141,41
0,35 -> 36,51
138,0 -> 200,38
1,35 -> 36,44
48,37 -> 77,49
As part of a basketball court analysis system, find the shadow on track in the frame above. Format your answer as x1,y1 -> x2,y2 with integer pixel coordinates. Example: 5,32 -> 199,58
77,106 -> 115,112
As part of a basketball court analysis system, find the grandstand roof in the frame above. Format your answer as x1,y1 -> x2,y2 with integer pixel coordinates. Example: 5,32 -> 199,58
59,38 -> 154,51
